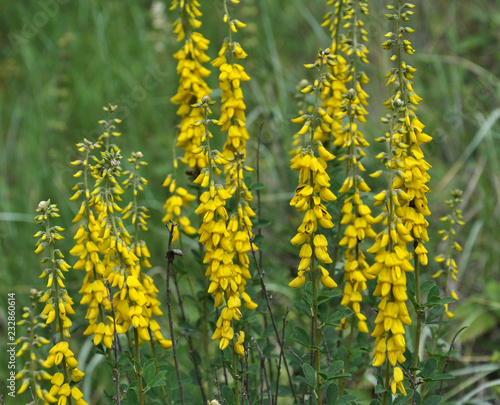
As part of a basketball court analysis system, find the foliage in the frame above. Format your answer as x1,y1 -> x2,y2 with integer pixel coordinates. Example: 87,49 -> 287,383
1,1 -> 500,404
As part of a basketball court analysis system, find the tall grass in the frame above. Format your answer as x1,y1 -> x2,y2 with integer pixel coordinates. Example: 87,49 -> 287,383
1,1 -> 500,403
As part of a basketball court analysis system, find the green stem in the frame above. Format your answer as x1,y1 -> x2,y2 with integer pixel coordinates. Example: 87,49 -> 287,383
382,359 -> 391,405
28,302 -> 38,405
310,249 -> 322,405
412,254 -> 422,394
233,349 -> 240,405
149,338 -> 168,403
46,217 -> 73,405
338,314 -> 356,398
134,328 -> 145,405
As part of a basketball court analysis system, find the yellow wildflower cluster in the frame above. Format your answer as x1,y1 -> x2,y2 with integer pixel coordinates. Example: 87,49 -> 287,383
368,1 -> 432,395
381,4 -> 432,263
289,50 -> 338,291
70,109 -> 171,352
171,0 -> 211,169
33,201 -> 88,405
192,96 -> 257,352
324,1 -> 377,333
213,0 -> 258,354
43,342 -> 86,405
162,176 -> 197,242
34,202 -> 75,340
314,1 -> 354,145
163,0 -> 212,245
434,189 -> 465,317
15,289 -> 54,403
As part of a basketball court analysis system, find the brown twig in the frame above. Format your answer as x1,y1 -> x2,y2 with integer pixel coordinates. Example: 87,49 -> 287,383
255,123 -> 274,385
171,252 -> 206,403
253,337 -> 273,405
183,331 -> 208,404
438,325 -> 468,394
244,222 -> 298,402
213,357 -> 222,402
165,221 -> 185,405
273,308 -> 289,405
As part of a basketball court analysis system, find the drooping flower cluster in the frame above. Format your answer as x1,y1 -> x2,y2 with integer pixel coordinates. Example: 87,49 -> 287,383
15,289 -> 55,403
163,0 -> 212,245
315,1 -> 354,145
368,1 -> 432,396
43,342 -> 86,405
192,96 -> 257,352
170,0 -> 212,169
289,49 -> 338,291
70,107 -> 171,351
162,175 -> 197,243
34,202 -> 76,340
34,201 -> 88,405
323,1 -> 378,334
213,0 -> 258,354
434,189 -> 465,318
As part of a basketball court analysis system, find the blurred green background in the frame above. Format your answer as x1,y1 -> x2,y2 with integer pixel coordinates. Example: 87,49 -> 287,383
1,0 -> 500,403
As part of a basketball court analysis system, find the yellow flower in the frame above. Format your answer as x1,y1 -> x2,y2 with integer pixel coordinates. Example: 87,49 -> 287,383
234,332 -> 245,356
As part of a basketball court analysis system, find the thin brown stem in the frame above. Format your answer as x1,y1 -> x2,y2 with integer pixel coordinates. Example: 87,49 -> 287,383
244,223 -> 298,402
165,221 -> 185,405
253,338 -> 273,405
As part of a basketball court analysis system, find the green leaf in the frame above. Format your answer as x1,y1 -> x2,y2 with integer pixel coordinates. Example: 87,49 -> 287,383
253,234 -> 264,244
326,382 -> 339,404
426,296 -> 457,306
426,373 -> 455,381
426,305 -> 445,323
393,392 -> 414,405
369,400 -> 382,405
295,375 -> 310,387
255,218 -> 271,228
149,370 -> 167,388
420,280 -> 437,297
142,359 -> 157,386
326,360 -> 344,378
303,363 -> 317,389
334,394 -> 357,404
291,326 -> 311,348
329,373 -> 351,380
318,289 -> 342,304
297,289 -> 314,308
325,308 -> 353,325
221,385 -> 235,405
423,395 -> 442,405
250,182 -> 265,190
121,386 -> 138,405
427,285 -> 440,301
263,323 -> 275,338
421,357 -> 438,377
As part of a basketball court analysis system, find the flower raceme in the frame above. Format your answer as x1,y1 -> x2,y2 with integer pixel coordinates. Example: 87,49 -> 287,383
289,50 -> 339,291
191,97 -> 257,353
162,175 -> 197,242
367,1 -> 432,396
70,110 -> 172,352
44,342 -> 86,405
15,290 -> 55,403
323,0 -> 377,334
171,0 -> 211,170
434,189 -> 465,317
34,201 -> 88,405
34,201 -> 76,340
